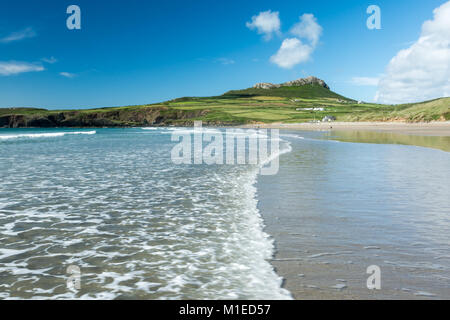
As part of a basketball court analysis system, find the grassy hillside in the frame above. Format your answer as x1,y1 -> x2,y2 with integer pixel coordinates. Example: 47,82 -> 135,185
341,97 -> 450,122
1,84 -> 449,127
224,83 -> 352,101
163,96 -> 374,124
0,108 -> 47,116
151,95 -> 449,124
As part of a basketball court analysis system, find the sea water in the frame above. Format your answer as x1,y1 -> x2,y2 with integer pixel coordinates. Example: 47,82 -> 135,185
1,127 -> 449,300
0,128 -> 291,299
259,130 -> 450,299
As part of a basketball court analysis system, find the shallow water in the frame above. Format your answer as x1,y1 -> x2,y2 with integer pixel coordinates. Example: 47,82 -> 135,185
323,130 -> 450,152
259,130 -> 450,299
0,128 -> 290,299
1,128 -> 449,300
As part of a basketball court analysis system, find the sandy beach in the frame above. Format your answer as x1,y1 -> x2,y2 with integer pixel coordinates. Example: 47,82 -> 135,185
257,126 -> 450,300
242,121 -> 450,136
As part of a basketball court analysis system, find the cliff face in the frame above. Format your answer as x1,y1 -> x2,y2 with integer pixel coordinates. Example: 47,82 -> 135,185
0,107 -> 209,128
253,76 -> 330,90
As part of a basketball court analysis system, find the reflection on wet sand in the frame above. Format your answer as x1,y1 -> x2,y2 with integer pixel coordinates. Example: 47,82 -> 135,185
259,130 -> 450,299
323,130 -> 450,152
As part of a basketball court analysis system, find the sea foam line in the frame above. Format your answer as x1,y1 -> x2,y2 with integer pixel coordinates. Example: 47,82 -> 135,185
246,136 -> 293,299
0,131 -> 96,140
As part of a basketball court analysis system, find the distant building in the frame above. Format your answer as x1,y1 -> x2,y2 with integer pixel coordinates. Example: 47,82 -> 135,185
322,115 -> 336,122
296,107 -> 325,111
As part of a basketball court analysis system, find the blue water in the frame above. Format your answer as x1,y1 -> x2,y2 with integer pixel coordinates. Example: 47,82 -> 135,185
0,128 -> 291,299
1,127 -> 449,300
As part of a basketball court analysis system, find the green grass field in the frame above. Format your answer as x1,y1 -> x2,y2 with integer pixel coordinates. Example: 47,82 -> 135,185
1,84 -> 449,126
161,92 -> 450,124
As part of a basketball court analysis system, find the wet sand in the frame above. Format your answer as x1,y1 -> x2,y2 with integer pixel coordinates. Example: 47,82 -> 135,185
257,128 -> 450,300
242,121 -> 450,137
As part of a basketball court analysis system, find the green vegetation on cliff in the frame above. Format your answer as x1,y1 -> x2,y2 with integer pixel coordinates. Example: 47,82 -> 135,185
0,79 -> 449,127
223,83 -> 350,100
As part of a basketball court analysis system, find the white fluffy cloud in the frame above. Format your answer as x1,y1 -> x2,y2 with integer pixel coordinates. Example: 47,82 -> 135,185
246,11 -> 322,69
376,1 -> 450,104
270,38 -> 313,69
246,10 -> 281,40
0,61 -> 44,76
270,13 -> 322,69
0,27 -> 36,43
290,14 -> 322,47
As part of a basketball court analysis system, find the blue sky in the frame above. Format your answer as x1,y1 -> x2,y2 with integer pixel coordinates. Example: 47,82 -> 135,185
0,0 -> 448,109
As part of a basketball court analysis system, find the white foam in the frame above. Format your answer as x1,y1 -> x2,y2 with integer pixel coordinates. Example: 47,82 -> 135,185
414,291 -> 436,297
1,223 -> 18,236
0,128 -> 295,300
0,248 -> 27,260
260,140 -> 292,168
237,139 -> 293,299
163,127 -> 270,139
0,131 -> 96,140
280,133 -> 305,140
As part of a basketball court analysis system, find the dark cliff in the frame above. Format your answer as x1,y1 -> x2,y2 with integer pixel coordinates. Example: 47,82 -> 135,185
0,106 -> 210,128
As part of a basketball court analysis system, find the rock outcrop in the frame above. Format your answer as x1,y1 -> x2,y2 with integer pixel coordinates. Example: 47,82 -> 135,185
253,83 -> 281,89
253,76 -> 330,90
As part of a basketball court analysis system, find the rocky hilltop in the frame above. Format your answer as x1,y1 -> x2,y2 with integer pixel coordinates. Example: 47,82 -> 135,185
253,76 -> 330,90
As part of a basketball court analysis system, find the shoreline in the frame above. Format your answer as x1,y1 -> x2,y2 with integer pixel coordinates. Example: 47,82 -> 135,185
241,121 -> 450,137
258,128 -> 449,299
2,120 -> 450,135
